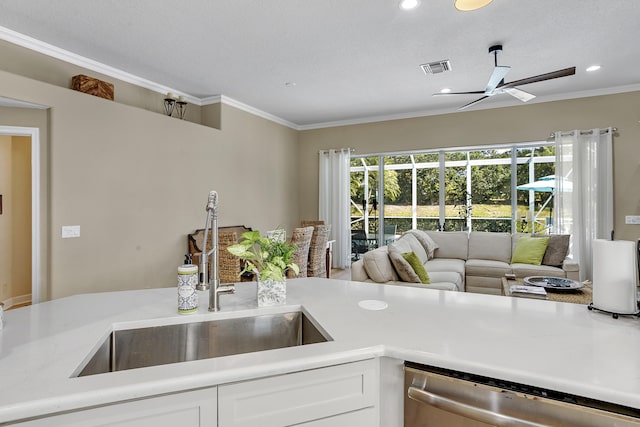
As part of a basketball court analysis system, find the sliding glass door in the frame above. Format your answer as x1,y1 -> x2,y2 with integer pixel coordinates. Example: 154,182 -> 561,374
349,142 -> 555,261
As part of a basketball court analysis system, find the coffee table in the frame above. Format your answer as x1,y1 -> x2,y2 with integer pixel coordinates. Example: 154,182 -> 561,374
501,277 -> 593,305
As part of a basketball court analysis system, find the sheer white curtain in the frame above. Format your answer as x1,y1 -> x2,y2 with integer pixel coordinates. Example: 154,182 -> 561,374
319,148 -> 351,269
554,127 -> 613,281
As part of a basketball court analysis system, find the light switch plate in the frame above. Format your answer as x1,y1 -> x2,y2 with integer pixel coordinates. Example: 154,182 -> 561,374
625,216 -> 640,225
62,225 -> 81,238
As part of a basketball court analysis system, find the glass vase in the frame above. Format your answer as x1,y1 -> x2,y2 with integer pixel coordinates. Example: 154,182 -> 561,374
257,278 -> 286,307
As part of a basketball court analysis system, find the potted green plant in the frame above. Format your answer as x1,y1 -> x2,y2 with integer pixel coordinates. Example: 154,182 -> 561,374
227,229 -> 299,306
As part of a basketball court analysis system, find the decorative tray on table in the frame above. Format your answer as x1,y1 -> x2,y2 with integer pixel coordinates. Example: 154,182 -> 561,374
523,276 -> 583,291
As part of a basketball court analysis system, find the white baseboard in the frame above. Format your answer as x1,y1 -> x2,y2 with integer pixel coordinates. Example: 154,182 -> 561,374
2,294 -> 32,309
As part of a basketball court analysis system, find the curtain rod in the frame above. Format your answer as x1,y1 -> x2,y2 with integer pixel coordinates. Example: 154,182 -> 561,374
549,127 -> 617,139
318,148 -> 355,154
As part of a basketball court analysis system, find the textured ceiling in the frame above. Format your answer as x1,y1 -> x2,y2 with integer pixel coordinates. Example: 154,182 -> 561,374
0,0 -> 639,127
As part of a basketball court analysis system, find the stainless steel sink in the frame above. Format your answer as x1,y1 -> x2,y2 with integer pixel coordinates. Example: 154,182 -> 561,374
77,311 -> 330,377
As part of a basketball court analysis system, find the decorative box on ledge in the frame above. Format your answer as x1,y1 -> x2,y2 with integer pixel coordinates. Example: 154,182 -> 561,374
71,75 -> 114,100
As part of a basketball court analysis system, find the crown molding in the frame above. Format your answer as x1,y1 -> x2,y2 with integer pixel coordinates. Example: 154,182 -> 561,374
1,25 -> 638,132
0,25 -> 301,129
0,25 -> 199,104
298,84 -> 640,130
201,95 -> 299,129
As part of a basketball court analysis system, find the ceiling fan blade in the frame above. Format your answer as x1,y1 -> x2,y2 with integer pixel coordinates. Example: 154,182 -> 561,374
433,90 -> 486,96
485,66 -> 510,94
502,87 -> 536,102
500,67 -> 576,89
458,96 -> 490,111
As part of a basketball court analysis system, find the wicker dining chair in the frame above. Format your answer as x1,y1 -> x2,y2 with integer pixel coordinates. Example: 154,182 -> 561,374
187,227 -> 245,284
218,231 -> 241,283
301,219 -> 325,228
287,226 -> 314,278
307,224 -> 331,278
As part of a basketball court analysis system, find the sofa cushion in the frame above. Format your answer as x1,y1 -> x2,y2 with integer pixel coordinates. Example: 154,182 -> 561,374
382,280 -> 459,291
424,258 -> 466,276
425,231 -> 469,260
362,247 -> 399,283
468,232 -> 511,263
404,229 -> 439,259
465,259 -> 512,278
389,233 -> 429,263
350,259 -> 369,282
424,258 -> 466,291
425,282 -> 459,291
511,263 -> 566,278
402,251 -> 431,284
534,234 -> 570,267
466,276 -> 503,295
427,271 -> 463,291
511,236 -> 549,265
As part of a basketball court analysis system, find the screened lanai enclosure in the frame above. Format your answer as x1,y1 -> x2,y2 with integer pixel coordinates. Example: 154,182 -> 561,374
350,143 -> 556,260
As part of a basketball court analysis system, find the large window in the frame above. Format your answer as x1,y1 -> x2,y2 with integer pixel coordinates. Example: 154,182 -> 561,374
350,142 -> 555,257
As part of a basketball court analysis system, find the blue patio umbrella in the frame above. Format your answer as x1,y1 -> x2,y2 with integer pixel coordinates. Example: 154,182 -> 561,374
516,175 -> 572,193
517,176 -> 571,230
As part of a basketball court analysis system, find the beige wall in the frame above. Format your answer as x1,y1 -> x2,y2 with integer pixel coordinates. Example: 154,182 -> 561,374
0,69 -> 299,299
0,136 -> 10,300
299,91 -> 640,241
0,135 -> 32,302
11,136 -> 32,298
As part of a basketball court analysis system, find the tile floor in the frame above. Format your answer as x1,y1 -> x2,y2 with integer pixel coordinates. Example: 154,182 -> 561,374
330,268 -> 351,280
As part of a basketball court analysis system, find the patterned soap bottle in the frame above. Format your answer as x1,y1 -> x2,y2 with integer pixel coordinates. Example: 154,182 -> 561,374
178,255 -> 199,314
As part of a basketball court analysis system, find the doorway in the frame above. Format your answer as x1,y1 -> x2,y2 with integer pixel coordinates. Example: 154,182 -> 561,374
0,126 -> 40,306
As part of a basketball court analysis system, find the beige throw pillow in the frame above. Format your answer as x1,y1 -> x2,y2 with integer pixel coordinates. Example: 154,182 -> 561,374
388,246 -> 421,283
362,248 -> 397,283
405,229 -> 439,259
389,233 -> 429,263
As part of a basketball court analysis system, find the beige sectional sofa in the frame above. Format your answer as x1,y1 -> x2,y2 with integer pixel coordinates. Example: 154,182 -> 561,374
351,230 -> 579,295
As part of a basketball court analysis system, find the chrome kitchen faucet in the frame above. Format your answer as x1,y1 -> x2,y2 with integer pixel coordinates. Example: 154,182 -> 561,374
198,191 -> 234,311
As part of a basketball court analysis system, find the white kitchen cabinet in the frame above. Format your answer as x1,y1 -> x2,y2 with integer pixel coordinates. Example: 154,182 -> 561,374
218,359 -> 378,427
12,359 -> 379,427
13,388 -> 217,427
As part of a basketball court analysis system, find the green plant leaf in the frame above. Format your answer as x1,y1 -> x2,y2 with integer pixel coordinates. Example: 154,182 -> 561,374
227,228 -> 298,280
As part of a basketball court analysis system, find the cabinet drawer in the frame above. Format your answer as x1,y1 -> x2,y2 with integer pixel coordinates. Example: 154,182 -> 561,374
13,388 -> 217,427
299,407 -> 377,426
218,359 -> 377,427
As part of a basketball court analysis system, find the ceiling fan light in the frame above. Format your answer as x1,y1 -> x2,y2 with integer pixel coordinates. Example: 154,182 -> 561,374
454,0 -> 493,11
400,0 -> 420,10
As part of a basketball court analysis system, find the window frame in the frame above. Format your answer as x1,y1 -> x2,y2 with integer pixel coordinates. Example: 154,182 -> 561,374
350,141 -> 556,243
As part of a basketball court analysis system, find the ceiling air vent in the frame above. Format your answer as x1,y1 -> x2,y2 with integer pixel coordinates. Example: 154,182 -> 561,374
420,60 -> 452,75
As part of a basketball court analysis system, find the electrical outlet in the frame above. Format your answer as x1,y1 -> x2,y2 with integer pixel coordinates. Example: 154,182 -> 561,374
625,216 -> 640,225
62,225 -> 81,238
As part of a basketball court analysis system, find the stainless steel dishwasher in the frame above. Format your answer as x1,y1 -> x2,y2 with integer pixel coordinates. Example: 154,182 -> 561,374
405,362 -> 640,426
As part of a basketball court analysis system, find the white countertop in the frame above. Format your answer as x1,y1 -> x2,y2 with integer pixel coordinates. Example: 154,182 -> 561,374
1,277 -> 640,423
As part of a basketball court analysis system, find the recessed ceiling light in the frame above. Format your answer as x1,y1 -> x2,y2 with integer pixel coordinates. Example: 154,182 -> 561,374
586,65 -> 601,72
440,88 -> 452,93
454,0 -> 493,11
400,0 -> 420,10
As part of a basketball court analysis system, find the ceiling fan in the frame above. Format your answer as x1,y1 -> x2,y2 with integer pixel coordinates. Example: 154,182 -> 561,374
434,44 -> 576,111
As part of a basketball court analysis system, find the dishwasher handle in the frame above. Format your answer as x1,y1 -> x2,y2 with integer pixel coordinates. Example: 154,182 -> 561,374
408,386 -> 548,427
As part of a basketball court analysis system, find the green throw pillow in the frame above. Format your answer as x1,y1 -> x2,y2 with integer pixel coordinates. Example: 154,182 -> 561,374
511,236 -> 550,265
402,251 -> 431,284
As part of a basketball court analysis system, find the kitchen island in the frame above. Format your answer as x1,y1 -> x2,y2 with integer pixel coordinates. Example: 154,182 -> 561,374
1,277 -> 640,425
